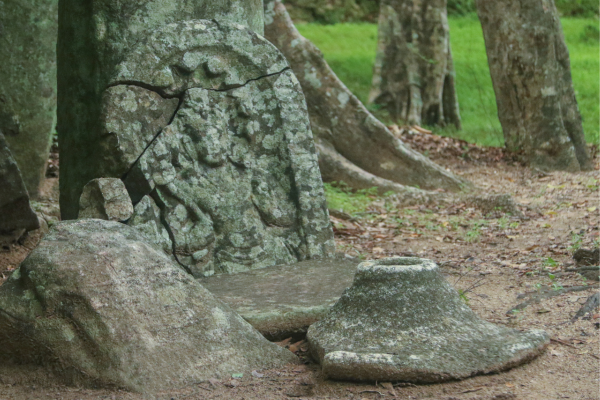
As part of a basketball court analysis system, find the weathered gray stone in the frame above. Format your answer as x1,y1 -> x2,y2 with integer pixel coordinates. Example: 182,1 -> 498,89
308,257 -> 549,382
0,133 -> 40,236
78,178 -> 134,222
0,0 -> 57,196
90,21 -> 334,276
201,257 -> 360,340
0,219 -> 296,392
127,195 -> 173,254
59,1 -> 266,218
98,85 -> 179,179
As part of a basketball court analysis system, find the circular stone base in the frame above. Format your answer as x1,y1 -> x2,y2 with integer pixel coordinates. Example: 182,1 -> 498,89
307,257 -> 549,382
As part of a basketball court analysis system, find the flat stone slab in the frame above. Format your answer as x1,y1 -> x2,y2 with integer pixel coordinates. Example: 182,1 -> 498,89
307,257 -> 549,383
200,257 -> 359,340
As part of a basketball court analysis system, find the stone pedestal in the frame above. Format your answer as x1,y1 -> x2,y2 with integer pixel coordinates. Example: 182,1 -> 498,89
308,257 -> 549,382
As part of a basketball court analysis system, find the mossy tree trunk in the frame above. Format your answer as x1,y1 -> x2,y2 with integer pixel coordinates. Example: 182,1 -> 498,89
0,0 -> 57,197
476,0 -> 591,172
264,0 -> 470,201
369,0 -> 461,128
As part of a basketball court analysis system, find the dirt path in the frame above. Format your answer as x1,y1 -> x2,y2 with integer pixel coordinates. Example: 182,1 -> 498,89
0,136 -> 598,399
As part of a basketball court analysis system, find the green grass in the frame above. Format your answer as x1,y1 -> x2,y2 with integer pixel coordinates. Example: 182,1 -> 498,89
323,182 -> 379,214
297,17 -> 599,146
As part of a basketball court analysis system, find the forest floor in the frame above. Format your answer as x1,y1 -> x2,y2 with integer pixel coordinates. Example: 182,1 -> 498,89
0,131 -> 598,399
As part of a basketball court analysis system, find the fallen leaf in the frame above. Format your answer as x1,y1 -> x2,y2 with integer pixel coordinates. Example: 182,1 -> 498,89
588,207 -> 597,212
231,373 -> 244,379
275,337 -> 292,347
536,309 -> 550,314
288,340 -> 305,353
380,382 -> 396,396
251,370 -> 264,378
505,383 -> 515,388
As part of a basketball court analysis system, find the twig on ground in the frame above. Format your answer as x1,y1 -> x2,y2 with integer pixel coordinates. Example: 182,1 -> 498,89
550,338 -> 577,349
507,285 -> 599,314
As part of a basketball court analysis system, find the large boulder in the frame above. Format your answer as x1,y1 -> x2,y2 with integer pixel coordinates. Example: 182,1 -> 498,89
0,219 -> 296,392
308,257 -> 549,382
0,133 -> 39,238
67,20 -> 335,276
0,0 -> 57,196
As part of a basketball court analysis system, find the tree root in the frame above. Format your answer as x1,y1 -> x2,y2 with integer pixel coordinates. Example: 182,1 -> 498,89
264,1 -> 472,194
571,292 -> 600,322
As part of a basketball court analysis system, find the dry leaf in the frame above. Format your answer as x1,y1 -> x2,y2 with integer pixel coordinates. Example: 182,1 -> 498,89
275,337 -> 293,348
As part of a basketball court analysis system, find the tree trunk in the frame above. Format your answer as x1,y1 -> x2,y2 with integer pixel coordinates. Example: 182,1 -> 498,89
476,0 -> 592,172
0,0 -> 57,197
369,0 -> 461,128
264,0 -> 470,198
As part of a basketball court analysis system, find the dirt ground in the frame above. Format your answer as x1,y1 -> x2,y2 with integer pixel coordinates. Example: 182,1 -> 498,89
0,132 -> 598,400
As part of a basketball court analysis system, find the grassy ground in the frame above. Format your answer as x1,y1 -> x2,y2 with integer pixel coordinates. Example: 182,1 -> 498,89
296,16 -> 600,147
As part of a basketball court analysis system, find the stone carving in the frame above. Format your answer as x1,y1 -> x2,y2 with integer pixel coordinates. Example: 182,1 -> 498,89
88,21 -> 334,276
0,220 -> 296,392
308,257 -> 549,382
59,0 -> 267,219
78,178 -> 134,222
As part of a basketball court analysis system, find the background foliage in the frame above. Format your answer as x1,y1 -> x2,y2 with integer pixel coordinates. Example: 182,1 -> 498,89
297,17 -> 599,146
283,0 -> 598,23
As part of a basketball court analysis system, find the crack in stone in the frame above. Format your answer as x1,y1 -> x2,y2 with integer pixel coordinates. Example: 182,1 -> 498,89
149,189 -> 194,276
107,66 -> 290,97
115,67 -> 290,183
120,94 -> 185,184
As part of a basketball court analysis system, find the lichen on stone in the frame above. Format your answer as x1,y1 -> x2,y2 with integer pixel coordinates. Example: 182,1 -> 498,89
96,20 -> 334,276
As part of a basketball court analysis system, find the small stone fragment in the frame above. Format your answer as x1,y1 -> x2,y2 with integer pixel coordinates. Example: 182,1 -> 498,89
78,178 -> 134,222
307,257 -> 549,383
0,133 -> 40,237
0,220 -> 296,392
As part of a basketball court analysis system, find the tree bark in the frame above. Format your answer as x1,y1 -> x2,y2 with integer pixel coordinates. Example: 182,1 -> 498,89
264,0 -> 470,198
369,0 -> 461,128
476,0 -> 592,172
